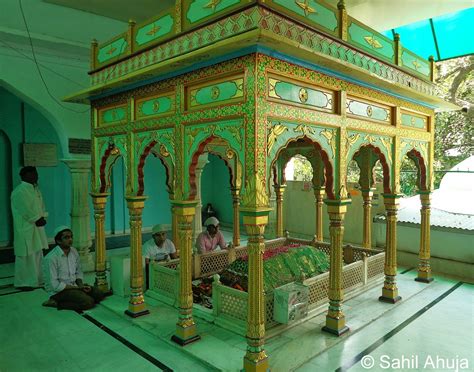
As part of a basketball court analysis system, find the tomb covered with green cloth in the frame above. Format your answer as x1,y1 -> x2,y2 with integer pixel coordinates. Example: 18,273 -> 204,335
220,244 -> 330,292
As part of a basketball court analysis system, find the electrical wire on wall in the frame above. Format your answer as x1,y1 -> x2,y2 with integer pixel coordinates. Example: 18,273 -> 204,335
18,0 -> 89,114
0,39 -> 87,89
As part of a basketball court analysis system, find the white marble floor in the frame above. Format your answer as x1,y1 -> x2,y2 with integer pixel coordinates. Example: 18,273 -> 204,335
1,240 -> 473,371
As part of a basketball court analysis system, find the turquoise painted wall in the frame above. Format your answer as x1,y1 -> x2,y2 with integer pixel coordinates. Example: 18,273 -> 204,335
201,154 -> 234,226
142,154 -> 172,227
0,87 -> 70,242
95,153 -> 171,235
0,130 -> 13,246
0,87 -> 170,247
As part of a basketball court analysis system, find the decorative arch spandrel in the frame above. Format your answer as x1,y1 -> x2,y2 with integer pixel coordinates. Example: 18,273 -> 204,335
97,135 -> 128,194
349,137 -> 393,194
186,134 -> 243,200
399,139 -> 430,191
346,131 -> 394,191
134,129 -> 176,196
268,121 -> 335,199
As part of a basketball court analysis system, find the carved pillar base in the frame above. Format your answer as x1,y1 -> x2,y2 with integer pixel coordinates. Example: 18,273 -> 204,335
415,260 -> 434,283
379,194 -> 402,304
125,196 -> 149,318
241,207 -> 271,372
243,352 -> 270,372
416,192 -> 433,283
322,299 -> 349,336
172,200 -> 200,346
171,323 -> 201,346
91,192 -> 110,293
95,269 -> 109,293
322,200 -> 350,336
379,275 -> 401,303
125,291 -> 149,318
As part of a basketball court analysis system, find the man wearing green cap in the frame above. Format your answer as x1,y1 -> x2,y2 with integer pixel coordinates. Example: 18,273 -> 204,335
42,226 -> 104,310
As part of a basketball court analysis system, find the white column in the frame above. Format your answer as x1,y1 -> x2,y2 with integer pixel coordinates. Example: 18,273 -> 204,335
62,158 -> 94,272
193,154 -> 209,242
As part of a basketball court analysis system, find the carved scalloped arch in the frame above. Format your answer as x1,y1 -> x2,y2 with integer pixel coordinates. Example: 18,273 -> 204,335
135,140 -> 175,196
399,140 -> 430,191
351,144 -> 392,194
97,137 -> 127,193
187,135 -> 243,200
269,136 -> 335,199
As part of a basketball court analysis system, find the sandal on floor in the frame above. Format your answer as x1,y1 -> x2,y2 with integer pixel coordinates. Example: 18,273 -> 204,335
42,299 -> 57,308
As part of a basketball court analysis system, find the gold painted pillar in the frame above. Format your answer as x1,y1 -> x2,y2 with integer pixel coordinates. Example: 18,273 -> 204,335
231,187 -> 241,247
125,196 -> 149,317
171,200 -> 200,346
322,200 -> 350,336
361,189 -> 375,249
416,192 -> 433,283
380,194 -> 402,303
91,192 -> 110,292
241,208 -> 271,372
171,205 -> 179,255
274,185 -> 286,237
313,188 -> 325,241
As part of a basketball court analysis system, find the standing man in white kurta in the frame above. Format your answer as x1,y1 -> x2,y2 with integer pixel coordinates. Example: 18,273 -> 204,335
11,166 -> 48,290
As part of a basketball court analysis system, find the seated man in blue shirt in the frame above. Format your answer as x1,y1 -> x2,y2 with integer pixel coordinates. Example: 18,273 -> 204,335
42,226 -> 104,310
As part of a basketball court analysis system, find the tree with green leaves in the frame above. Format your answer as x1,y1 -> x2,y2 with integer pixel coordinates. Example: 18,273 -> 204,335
433,56 -> 474,187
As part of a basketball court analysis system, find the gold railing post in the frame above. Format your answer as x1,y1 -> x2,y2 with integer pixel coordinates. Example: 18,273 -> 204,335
91,192 -> 110,293
322,199 -> 350,336
228,244 -> 236,264
313,187 -> 325,241
90,39 -> 98,70
361,189 -> 375,249
274,184 -> 286,237
337,0 -> 348,41
241,208 -> 271,372
394,33 -> 402,66
175,0 -> 182,34
231,187 -> 241,247
193,253 -> 201,279
125,195 -> 149,317
416,192 -> 433,283
380,194 -> 402,303
127,19 -> 136,55
171,200 -> 200,346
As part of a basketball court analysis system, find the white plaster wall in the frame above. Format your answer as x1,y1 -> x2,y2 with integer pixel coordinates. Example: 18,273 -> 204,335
374,221 -> 474,263
0,0 -> 126,156
283,180 -> 473,280
283,181 -> 385,245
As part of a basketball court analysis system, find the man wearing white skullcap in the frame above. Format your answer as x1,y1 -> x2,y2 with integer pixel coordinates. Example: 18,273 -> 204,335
42,226 -> 104,310
142,224 -> 177,264
195,217 -> 227,254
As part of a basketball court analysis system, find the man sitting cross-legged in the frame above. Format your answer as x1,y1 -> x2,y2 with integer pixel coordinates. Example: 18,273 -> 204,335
42,226 -> 104,310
